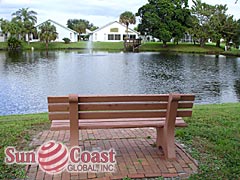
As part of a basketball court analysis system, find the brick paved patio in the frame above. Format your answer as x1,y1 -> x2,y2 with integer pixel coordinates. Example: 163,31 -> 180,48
26,128 -> 198,179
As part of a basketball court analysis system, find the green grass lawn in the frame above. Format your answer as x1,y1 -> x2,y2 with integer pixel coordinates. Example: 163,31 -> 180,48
0,113 -> 49,179
1,41 -> 240,56
0,103 -> 239,179
140,42 -> 224,53
22,41 -> 124,51
176,103 -> 240,179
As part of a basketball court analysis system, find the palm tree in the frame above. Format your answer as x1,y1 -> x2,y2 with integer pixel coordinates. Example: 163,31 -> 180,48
0,19 -> 22,39
12,8 -> 37,43
119,11 -> 136,39
38,22 -> 57,51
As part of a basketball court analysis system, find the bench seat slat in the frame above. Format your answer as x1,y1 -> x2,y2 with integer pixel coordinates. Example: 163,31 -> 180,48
50,118 -> 187,130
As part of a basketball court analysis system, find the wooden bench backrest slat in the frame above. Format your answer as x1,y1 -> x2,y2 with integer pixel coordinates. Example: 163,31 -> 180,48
178,102 -> 194,108
48,96 -> 68,103
177,110 -> 192,117
79,111 -> 167,119
79,102 -> 168,111
48,104 -> 69,112
49,112 -> 69,120
79,94 -> 169,102
48,102 -> 193,113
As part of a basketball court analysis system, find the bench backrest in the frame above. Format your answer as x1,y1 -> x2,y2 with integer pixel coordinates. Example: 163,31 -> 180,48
48,94 -> 195,121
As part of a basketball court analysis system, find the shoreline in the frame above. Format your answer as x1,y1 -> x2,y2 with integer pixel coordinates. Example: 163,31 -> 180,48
0,41 -> 240,57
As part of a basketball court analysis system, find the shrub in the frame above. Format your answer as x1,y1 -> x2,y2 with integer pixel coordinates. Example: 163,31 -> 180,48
62,38 -> 71,44
7,36 -> 22,50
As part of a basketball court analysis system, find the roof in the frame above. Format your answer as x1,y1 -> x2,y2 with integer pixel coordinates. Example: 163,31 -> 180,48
92,21 -> 139,34
36,19 -> 78,34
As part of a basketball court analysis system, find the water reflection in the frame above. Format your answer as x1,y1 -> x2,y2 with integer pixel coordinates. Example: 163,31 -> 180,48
0,51 -> 240,115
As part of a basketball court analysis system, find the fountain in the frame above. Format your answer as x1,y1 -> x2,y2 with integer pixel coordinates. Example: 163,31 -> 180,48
86,39 -> 93,54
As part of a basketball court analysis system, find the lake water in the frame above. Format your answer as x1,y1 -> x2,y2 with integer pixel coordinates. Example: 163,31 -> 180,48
0,50 -> 240,115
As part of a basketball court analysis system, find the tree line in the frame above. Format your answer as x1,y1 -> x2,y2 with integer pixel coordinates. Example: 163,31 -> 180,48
136,0 -> 240,48
1,0 -> 240,50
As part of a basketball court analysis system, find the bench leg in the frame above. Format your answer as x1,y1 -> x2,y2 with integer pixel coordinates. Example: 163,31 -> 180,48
70,129 -> 79,146
156,127 -> 176,160
156,127 -> 164,148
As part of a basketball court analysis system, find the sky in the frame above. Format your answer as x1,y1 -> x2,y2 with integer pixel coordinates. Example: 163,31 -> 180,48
0,0 -> 239,28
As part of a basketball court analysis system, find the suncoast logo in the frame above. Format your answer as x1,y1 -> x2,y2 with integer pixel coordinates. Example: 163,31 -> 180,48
5,141 -> 116,174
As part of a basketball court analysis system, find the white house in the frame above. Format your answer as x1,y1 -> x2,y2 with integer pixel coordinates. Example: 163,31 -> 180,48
89,21 -> 139,42
32,19 -> 78,42
0,27 -> 6,42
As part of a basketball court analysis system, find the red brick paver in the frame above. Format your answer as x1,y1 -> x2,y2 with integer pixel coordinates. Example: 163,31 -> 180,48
25,128 -> 198,179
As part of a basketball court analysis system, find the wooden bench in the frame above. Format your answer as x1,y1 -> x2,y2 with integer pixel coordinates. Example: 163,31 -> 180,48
48,93 -> 195,159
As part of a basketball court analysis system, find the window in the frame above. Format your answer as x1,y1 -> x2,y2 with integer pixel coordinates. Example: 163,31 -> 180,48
123,34 -> 136,40
115,34 -> 121,40
70,33 -> 72,39
108,34 -> 114,40
110,28 -> 118,32
108,34 -> 120,40
123,34 -> 128,40
130,35 -> 136,39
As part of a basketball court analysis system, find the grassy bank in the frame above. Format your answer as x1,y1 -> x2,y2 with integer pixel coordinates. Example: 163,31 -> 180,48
0,114 -> 49,179
23,41 -> 125,51
0,103 -> 239,179
176,103 -> 240,179
1,41 -> 238,56
139,42 -> 224,54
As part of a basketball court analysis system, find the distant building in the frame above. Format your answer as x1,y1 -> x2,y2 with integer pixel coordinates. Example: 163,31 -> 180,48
0,27 -> 7,42
89,21 -> 139,42
31,19 -> 78,42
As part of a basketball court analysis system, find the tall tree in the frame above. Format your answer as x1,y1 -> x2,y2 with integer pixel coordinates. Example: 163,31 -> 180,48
119,11 -> 136,39
190,0 -> 215,47
222,16 -> 239,48
67,19 -> 98,32
12,8 -> 37,43
232,19 -> 240,48
209,4 -> 228,47
137,0 -> 191,47
73,22 -> 87,41
38,22 -> 57,51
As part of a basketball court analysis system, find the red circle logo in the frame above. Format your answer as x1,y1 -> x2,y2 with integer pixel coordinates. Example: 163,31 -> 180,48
38,141 -> 69,174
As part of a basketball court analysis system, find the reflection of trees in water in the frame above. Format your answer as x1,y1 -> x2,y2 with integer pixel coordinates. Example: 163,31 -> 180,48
5,51 -> 59,65
6,51 -> 23,63
234,79 -> 240,100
